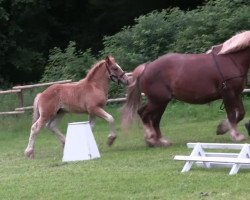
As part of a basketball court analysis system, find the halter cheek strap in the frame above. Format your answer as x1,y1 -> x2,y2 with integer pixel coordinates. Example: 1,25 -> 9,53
105,63 -> 126,85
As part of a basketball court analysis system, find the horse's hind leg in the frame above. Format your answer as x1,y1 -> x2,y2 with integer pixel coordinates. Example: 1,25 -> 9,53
46,112 -> 66,147
89,107 -> 116,146
138,102 -> 171,147
25,117 -> 46,158
219,94 -> 246,141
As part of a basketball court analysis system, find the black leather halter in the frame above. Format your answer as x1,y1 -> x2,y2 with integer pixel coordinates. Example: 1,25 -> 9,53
105,63 -> 126,85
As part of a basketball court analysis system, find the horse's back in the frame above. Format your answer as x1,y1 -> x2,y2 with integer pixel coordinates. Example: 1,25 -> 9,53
140,53 -> 222,104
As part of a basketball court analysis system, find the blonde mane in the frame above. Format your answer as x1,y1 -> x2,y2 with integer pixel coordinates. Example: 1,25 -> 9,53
85,59 -> 106,81
219,31 -> 250,54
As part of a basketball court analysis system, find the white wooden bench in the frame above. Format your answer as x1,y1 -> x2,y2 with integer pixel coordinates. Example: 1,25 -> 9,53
174,143 -> 250,175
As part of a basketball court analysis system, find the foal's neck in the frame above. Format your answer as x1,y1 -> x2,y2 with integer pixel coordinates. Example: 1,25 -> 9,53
84,63 -> 110,91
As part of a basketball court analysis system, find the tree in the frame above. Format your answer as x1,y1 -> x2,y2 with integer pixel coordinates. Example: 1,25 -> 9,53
41,41 -> 96,82
0,0 -> 52,86
101,0 -> 250,73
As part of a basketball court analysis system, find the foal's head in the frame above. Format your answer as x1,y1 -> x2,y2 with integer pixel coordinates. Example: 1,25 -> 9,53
105,56 -> 129,86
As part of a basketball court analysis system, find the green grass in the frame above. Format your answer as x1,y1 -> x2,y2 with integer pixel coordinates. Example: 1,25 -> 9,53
1,99 -> 250,200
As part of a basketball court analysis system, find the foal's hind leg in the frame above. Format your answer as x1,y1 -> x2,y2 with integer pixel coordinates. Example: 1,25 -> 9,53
25,117 -> 46,158
89,107 -> 117,146
46,112 -> 66,147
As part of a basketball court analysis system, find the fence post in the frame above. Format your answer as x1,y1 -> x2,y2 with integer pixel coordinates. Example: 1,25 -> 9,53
17,90 -> 24,108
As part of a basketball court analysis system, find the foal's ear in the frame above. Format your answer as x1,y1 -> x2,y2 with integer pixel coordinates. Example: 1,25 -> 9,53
105,55 -> 112,64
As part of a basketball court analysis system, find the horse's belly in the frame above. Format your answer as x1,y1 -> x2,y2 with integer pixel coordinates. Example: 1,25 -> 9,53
174,91 -> 220,104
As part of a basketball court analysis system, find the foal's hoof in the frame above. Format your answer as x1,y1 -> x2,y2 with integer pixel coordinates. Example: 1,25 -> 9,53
24,148 -> 34,159
107,135 -> 117,146
216,120 -> 230,135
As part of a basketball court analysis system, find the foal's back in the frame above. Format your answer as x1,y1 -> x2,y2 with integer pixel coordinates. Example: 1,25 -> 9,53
37,80 -> 107,117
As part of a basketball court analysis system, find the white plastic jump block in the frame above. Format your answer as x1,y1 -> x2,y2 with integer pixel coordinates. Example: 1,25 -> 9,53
174,143 -> 250,175
62,121 -> 100,162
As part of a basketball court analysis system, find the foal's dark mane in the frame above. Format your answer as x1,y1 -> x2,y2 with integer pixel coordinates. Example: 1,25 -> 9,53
85,60 -> 106,81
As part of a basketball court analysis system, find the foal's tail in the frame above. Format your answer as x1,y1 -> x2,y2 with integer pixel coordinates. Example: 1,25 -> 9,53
32,93 -> 41,123
121,63 -> 146,130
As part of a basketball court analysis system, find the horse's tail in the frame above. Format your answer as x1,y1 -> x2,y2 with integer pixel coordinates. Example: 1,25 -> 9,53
32,93 -> 41,124
121,63 -> 146,130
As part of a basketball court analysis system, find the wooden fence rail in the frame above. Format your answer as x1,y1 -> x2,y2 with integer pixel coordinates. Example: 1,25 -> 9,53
0,80 -> 72,116
0,79 -> 130,116
0,79 -> 250,116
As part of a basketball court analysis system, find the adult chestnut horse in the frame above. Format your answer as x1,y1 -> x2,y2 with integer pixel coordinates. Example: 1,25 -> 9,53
25,56 -> 129,158
122,31 -> 250,147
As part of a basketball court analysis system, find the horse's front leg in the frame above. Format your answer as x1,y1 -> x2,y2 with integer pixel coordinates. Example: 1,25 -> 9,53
219,94 -> 246,141
89,107 -> 117,146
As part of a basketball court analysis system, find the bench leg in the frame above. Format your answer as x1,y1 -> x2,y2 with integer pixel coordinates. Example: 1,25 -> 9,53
181,143 -> 210,172
229,144 -> 250,175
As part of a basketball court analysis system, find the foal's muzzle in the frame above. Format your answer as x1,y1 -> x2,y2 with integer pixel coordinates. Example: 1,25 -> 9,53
110,72 -> 129,86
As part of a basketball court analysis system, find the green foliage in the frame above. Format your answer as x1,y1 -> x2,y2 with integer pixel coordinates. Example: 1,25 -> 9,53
40,0 -> 250,97
171,0 -> 250,53
101,0 -> 250,72
0,0 -> 52,85
41,41 -> 96,82
101,9 -> 185,71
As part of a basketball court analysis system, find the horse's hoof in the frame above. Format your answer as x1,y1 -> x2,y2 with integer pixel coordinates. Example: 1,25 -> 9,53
245,122 -> 250,136
216,120 -> 230,135
24,148 -> 34,159
157,138 -> 172,147
232,134 -> 246,142
146,137 -> 172,147
145,138 -> 157,147
107,135 -> 117,146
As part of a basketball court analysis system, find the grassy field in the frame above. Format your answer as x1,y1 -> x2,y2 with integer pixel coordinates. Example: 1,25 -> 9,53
1,98 -> 250,200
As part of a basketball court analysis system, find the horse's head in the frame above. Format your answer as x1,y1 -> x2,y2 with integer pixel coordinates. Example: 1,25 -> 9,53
105,55 -> 129,86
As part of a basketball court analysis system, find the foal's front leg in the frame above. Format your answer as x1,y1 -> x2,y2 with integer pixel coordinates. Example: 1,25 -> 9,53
89,107 -> 117,146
